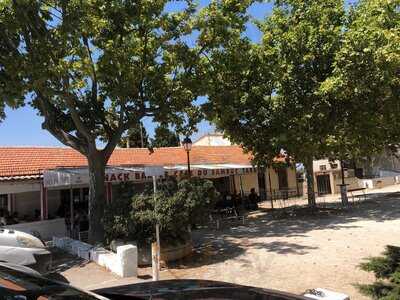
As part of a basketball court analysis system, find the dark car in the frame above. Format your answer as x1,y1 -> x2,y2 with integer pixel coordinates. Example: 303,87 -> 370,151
0,262 -> 310,300
95,280 -> 311,300
0,262 -> 108,299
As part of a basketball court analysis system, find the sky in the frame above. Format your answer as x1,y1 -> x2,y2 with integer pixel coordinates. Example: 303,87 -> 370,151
0,0 -> 353,147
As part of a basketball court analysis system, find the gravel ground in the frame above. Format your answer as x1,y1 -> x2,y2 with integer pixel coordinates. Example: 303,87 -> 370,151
56,185 -> 400,299
164,185 -> 400,299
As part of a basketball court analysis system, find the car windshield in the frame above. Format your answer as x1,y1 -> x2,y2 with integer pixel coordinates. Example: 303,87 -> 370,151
0,266 -> 102,300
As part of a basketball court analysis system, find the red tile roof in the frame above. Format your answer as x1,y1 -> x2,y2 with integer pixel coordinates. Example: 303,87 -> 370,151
0,146 -> 254,179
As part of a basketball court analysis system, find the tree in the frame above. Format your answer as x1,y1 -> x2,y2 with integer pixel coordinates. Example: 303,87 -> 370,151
0,0 -> 24,122
201,0 -> 345,207
357,245 -> 400,299
0,0 -> 203,243
320,0 -> 400,163
118,122 -> 149,148
151,123 -> 180,148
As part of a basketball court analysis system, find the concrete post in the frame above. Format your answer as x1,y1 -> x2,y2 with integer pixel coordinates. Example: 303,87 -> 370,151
40,183 -> 48,220
340,184 -> 349,206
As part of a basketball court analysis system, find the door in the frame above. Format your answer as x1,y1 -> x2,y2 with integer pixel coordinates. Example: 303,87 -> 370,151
277,168 -> 288,190
317,174 -> 332,195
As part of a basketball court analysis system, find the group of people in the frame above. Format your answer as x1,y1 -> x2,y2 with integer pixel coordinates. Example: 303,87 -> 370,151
0,209 -> 20,226
215,188 -> 260,216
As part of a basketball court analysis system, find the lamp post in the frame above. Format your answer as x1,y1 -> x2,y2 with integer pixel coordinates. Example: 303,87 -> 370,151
182,136 -> 192,178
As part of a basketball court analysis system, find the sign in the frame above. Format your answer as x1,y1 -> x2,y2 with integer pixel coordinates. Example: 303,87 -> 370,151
43,165 -> 257,187
144,166 -> 165,177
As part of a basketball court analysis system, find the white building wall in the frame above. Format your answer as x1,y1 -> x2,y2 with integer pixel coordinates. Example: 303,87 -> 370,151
193,134 -> 232,146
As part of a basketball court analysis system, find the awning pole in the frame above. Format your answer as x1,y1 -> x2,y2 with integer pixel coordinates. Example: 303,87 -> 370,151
70,185 -> 74,238
268,168 -> 274,209
239,175 -> 244,197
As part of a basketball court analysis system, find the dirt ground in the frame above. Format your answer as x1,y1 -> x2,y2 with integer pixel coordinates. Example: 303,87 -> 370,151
56,185 -> 400,299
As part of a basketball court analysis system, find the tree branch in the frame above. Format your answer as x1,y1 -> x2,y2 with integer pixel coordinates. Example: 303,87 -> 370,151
37,93 -> 88,155
82,35 -> 98,103
102,104 -> 128,161
61,79 -> 95,143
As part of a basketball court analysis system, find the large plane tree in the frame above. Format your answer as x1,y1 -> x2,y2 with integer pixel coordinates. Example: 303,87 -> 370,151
202,0 -> 345,207
0,0 -> 203,243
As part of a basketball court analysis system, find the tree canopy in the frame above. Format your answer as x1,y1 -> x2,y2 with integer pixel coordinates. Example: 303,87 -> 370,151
320,0 -> 400,161
118,122 -> 149,148
201,0 -> 346,206
151,123 -> 180,148
0,0 -> 204,242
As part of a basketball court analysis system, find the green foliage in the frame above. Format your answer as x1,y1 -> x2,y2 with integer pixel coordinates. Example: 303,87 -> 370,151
118,122 -> 149,148
200,0 -> 346,206
151,123 -> 180,148
0,0 -> 205,241
103,178 -> 218,246
0,0 -> 203,154
358,245 -> 400,299
320,0 -> 400,160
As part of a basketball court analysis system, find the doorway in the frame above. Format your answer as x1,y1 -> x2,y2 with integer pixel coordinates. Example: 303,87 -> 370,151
317,174 -> 332,195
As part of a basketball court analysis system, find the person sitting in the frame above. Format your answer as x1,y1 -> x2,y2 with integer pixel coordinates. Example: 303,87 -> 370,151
231,191 -> 241,216
11,212 -> 19,224
34,209 -> 41,220
248,188 -> 259,210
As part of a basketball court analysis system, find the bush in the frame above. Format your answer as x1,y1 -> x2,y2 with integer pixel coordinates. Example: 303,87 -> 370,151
357,245 -> 400,299
103,177 -> 218,246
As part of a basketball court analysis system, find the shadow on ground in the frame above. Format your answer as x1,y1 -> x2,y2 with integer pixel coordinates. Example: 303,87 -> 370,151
167,192 -> 400,270
49,247 -> 90,276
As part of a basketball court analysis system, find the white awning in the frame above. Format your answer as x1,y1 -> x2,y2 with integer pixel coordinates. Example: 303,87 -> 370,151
43,164 -> 256,188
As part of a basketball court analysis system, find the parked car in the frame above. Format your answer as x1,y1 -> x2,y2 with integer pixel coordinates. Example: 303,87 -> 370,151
95,280 -> 311,300
0,228 -> 52,274
0,262 -> 107,300
0,262 -> 310,300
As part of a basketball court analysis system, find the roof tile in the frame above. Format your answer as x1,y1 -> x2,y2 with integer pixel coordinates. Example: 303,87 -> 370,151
0,146 -> 253,178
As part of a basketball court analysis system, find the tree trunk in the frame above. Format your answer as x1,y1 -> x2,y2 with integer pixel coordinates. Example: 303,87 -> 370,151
304,157 -> 316,208
87,152 -> 106,244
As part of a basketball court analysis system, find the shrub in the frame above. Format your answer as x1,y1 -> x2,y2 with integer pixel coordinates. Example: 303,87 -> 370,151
104,177 -> 218,246
357,245 -> 400,299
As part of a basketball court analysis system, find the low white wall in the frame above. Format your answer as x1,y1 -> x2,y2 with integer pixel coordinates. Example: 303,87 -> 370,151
4,218 -> 66,240
361,176 -> 399,189
53,237 -> 137,278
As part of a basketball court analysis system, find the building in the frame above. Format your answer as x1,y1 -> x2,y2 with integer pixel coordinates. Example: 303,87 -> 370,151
193,132 -> 232,146
0,145 -> 297,239
312,159 -> 359,195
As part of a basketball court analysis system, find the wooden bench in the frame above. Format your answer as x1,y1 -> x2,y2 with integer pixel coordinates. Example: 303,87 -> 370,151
347,187 -> 367,204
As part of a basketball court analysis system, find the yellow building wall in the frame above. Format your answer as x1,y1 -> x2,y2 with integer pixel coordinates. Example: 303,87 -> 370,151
233,166 -> 297,195
287,167 -> 297,190
234,172 -> 259,194
266,167 -> 279,192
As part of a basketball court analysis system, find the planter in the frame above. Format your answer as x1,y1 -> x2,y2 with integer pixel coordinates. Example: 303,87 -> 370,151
111,238 -> 193,266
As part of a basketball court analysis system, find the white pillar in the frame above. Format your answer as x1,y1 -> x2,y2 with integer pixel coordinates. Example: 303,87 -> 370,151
7,194 -> 13,213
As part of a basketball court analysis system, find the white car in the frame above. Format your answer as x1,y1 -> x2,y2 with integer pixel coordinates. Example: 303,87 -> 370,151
0,228 -> 52,273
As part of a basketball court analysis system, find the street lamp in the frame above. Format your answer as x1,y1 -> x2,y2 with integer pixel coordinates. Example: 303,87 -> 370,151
182,136 -> 192,178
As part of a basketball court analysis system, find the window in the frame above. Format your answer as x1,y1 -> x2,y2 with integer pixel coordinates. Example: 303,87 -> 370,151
330,163 -> 338,169
319,165 -> 327,171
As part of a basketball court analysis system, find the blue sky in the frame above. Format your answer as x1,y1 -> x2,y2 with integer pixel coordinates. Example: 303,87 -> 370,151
0,0 -> 352,146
